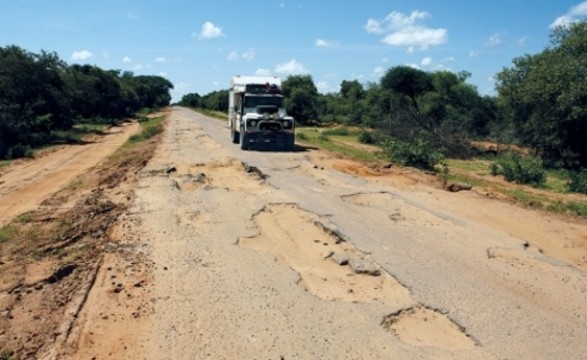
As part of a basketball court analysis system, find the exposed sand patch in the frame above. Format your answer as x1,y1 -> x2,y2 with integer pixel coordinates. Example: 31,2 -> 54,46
382,306 -> 476,350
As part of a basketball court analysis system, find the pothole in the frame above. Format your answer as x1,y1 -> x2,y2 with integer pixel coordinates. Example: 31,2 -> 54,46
169,159 -> 270,192
238,204 -> 412,309
381,306 -> 476,350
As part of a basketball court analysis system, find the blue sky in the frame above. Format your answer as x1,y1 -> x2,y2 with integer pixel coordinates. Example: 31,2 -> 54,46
1,1 -> 587,102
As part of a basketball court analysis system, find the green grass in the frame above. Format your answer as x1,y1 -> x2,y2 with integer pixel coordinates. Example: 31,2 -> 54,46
128,116 -> 165,144
296,127 -> 385,162
445,158 -> 492,175
543,169 -> 571,193
0,350 -> 14,360
0,224 -> 17,244
0,159 -> 11,170
15,213 -> 33,224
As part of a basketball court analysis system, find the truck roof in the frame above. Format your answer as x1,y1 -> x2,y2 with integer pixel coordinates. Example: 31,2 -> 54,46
230,75 -> 281,88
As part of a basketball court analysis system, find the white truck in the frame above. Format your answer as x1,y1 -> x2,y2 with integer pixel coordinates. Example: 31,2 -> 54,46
228,75 -> 295,151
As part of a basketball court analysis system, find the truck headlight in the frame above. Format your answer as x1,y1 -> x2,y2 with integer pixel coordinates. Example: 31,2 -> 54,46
250,120 -> 257,127
283,121 -> 289,127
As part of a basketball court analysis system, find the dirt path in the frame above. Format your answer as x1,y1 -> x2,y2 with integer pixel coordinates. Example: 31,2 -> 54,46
0,122 -> 140,227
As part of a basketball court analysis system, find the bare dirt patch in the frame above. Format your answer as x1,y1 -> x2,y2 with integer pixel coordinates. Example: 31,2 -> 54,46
239,203 -> 478,351
0,121 -> 161,359
309,153 -> 587,271
0,122 -> 140,228
382,306 -> 476,350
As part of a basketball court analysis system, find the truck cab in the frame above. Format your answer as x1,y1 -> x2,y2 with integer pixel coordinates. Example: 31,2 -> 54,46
228,76 -> 295,151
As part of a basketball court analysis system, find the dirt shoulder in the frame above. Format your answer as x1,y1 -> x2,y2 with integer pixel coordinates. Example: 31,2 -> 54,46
0,120 -> 157,359
311,153 -> 587,271
0,122 -> 140,228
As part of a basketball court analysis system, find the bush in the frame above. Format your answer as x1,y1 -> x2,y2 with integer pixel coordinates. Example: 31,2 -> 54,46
491,156 -> 546,187
567,169 -> 587,194
358,131 -> 375,144
6,144 -> 32,159
384,136 -> 444,170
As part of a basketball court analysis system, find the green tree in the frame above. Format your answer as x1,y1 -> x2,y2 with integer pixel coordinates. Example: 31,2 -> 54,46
496,21 -> 587,168
180,92 -> 202,108
133,75 -> 174,109
0,45 -> 71,157
282,75 -> 318,124
201,90 -> 229,112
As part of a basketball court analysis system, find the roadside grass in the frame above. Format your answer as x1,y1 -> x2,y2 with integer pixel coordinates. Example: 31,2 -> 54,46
199,109 -> 227,120
445,157 -> 586,216
298,125 -> 587,218
0,224 -> 17,244
296,127 -> 385,162
128,115 -> 165,144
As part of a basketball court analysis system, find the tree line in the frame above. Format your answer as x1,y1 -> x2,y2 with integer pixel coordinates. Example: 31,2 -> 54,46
180,21 -> 587,172
0,45 -> 173,160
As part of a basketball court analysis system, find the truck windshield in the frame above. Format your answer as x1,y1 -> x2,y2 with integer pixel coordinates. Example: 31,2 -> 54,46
244,96 -> 283,108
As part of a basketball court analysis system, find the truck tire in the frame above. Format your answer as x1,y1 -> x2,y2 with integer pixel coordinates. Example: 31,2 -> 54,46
239,126 -> 249,150
285,134 -> 295,151
231,122 -> 239,144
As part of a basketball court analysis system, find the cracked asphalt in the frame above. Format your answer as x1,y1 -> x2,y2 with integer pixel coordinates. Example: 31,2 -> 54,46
121,107 -> 587,359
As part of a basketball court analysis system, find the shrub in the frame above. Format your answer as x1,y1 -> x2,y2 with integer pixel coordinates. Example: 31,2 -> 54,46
567,169 -> 587,194
384,136 -> 444,170
317,132 -> 330,142
296,132 -> 308,141
358,131 -> 375,144
491,156 -> 546,187
6,144 -> 32,159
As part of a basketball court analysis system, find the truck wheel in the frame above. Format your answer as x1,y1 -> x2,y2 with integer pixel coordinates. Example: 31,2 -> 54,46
231,123 -> 239,144
286,134 -> 295,151
239,126 -> 249,150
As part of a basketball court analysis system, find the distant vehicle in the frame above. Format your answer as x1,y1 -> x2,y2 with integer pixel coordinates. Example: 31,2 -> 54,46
228,75 -> 295,151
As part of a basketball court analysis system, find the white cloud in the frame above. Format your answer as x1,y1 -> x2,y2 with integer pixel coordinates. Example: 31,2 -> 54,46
316,81 -> 330,93
406,63 -> 420,69
133,64 -> 144,71
421,57 -> 433,67
227,49 -> 255,61
242,49 -> 255,61
514,36 -> 528,47
372,66 -> 385,78
197,21 -> 225,40
213,81 -> 221,87
128,12 -> 139,20
123,56 -> 132,63
275,59 -> 309,75
551,1 -> 587,28
71,50 -> 93,61
365,10 -> 447,51
227,51 -> 239,61
158,72 -> 168,77
315,38 -> 338,47
486,33 -> 502,47
155,57 -> 167,63
255,68 -> 272,76
469,50 -> 479,58
102,51 -> 110,58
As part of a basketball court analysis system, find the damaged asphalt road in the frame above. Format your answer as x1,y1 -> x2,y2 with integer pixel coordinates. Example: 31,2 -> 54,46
66,107 -> 587,360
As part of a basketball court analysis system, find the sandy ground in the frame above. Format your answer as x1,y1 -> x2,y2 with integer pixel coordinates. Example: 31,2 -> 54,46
0,123 -> 140,228
1,108 -> 586,359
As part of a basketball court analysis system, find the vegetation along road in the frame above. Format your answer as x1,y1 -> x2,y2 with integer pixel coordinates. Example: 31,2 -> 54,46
1,107 -> 585,359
